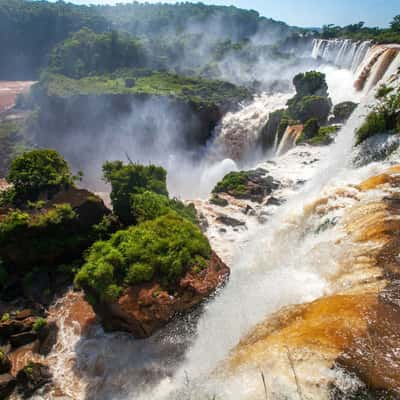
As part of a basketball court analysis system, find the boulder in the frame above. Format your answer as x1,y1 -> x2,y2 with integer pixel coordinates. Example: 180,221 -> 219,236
16,362 -> 52,398
216,215 -> 246,227
213,169 -> 280,203
0,374 -> 16,399
92,252 -> 230,338
0,352 -> 11,374
37,322 -> 58,356
10,331 -> 37,348
332,101 -> 358,124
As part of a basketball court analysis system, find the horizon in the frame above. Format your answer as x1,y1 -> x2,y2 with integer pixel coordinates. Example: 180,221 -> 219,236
45,0 -> 398,28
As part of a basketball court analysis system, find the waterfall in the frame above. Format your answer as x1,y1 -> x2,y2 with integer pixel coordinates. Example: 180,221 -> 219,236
40,40 -> 400,400
113,43 -> 400,400
312,38 -> 372,71
211,92 -> 292,162
276,124 -> 304,156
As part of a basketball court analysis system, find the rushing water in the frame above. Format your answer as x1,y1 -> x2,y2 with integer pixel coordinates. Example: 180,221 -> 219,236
40,44 -> 400,400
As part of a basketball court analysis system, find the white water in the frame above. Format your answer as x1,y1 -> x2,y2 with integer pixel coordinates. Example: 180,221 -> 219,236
41,43 -> 400,400
131,44 -> 400,400
211,92 -> 292,162
312,38 -> 372,72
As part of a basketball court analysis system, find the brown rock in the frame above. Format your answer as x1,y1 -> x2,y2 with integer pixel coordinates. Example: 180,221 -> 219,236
94,252 -> 230,338
15,310 -> 34,321
0,353 -> 11,374
16,362 -> 52,398
0,373 -> 16,399
37,322 -> 58,356
10,332 -> 37,348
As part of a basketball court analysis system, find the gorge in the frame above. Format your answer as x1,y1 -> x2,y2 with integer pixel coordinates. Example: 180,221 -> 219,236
1,2 -> 400,400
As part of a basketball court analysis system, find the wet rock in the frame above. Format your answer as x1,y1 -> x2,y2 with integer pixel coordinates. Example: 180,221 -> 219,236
242,205 -> 255,215
10,331 -> 37,348
16,362 -> 52,398
37,322 -> 58,356
92,252 -> 230,338
14,310 -> 33,321
210,194 -> 228,207
0,373 -> 16,399
213,168 -> 280,203
0,352 -> 11,374
216,215 -> 246,227
0,320 -> 26,339
266,196 -> 285,206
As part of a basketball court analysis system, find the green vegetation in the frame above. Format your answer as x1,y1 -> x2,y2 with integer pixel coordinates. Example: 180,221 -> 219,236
212,171 -> 249,197
0,118 -> 32,177
0,204 -> 77,247
6,149 -> 73,202
319,16 -> 400,44
333,101 -> 357,123
75,213 -> 212,303
356,89 -> 400,144
32,318 -> 47,332
287,95 -> 332,124
103,161 -> 168,225
297,119 -> 339,146
49,28 -> 144,79
260,71 -> 334,149
0,0 -> 108,79
287,71 -> 332,124
1,313 -> 10,322
210,194 -> 229,207
0,0 -> 293,80
293,71 -> 328,98
36,70 -> 250,106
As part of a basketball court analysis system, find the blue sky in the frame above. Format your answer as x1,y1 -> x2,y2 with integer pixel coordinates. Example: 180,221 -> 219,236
61,0 -> 398,27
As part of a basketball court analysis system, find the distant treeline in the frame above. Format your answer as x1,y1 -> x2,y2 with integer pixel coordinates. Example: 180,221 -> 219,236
0,0 -> 295,80
318,16 -> 400,44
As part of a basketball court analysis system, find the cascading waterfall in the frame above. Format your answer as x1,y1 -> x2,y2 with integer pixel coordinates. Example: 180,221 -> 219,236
211,92 -> 292,162
312,38 -> 372,71
131,42 -> 400,400
40,43 -> 400,400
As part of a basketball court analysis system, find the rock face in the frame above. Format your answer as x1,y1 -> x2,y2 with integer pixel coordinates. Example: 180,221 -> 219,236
0,374 -> 16,399
0,186 -> 109,269
92,252 -> 230,338
16,362 -> 52,398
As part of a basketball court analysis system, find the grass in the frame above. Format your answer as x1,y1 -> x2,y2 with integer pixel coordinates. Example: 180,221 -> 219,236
39,71 -> 250,106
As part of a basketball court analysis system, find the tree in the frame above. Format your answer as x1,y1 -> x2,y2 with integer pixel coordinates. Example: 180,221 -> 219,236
7,149 -> 73,201
390,15 -> 400,32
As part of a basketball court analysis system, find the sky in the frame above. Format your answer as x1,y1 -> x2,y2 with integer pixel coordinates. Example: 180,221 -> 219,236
60,0 -> 399,28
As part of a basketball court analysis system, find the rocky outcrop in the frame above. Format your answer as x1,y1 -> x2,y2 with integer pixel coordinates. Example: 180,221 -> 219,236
92,252 -> 230,338
213,168 -> 280,203
0,374 -> 16,399
0,186 -> 108,269
16,362 -> 52,398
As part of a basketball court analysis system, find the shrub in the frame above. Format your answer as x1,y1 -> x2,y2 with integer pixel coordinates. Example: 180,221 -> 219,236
102,161 -> 168,225
212,171 -> 249,196
288,95 -> 332,124
7,149 -> 73,201
210,194 -> 229,207
131,191 -> 170,223
32,318 -> 47,332
356,111 -> 388,145
1,313 -> 10,322
333,101 -> 358,123
293,71 -> 328,98
75,213 -> 211,303
302,118 -> 320,140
